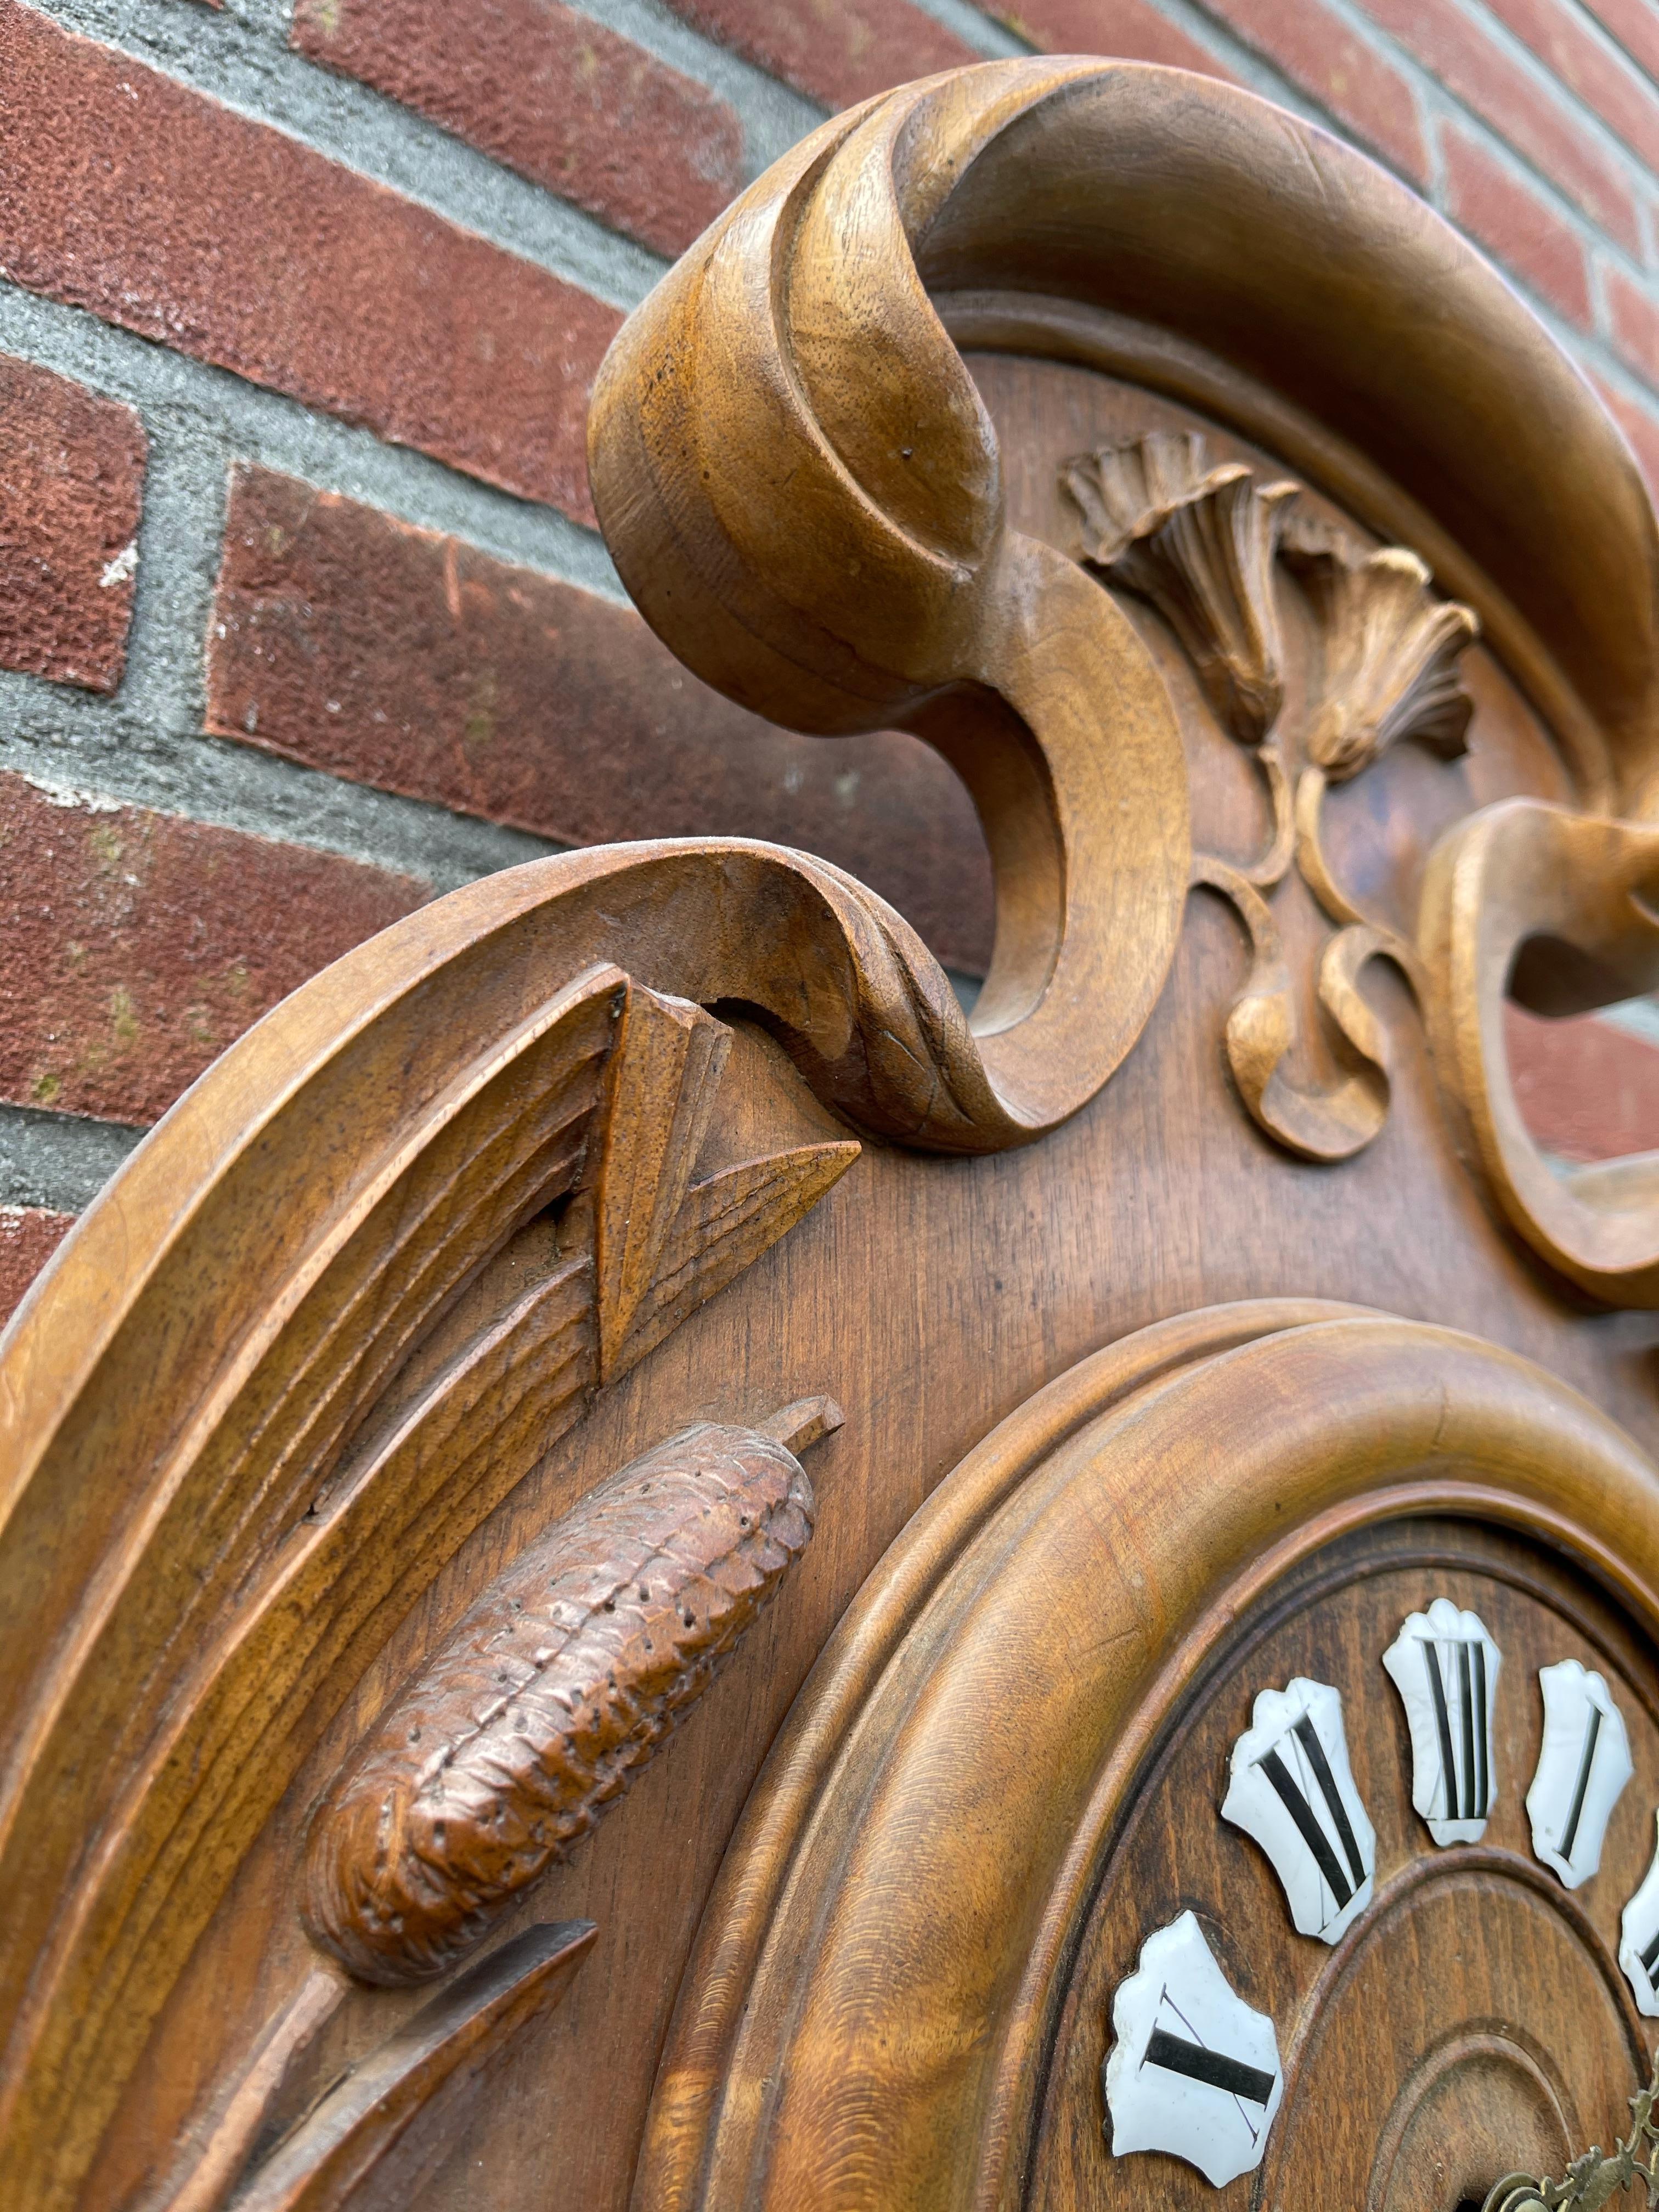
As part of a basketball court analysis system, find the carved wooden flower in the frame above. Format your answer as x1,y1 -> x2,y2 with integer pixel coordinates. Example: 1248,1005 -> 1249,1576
1063,429 -> 1297,747
1282,522 -> 1479,780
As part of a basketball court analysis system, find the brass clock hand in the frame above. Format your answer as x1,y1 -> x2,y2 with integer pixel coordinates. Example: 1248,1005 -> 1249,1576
1483,2053 -> 1659,2211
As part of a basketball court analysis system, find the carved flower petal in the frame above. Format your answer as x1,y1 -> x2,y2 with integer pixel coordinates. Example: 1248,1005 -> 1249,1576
1063,431 -> 1296,746
1283,531 -> 1479,779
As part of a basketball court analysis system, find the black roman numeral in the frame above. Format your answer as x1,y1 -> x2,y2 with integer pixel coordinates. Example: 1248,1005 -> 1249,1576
1255,1714 -> 1367,1916
1420,1634 -> 1490,1821
1559,1701 -> 1604,1866
1639,1927 -> 1659,1984
1143,2027 -> 1276,2107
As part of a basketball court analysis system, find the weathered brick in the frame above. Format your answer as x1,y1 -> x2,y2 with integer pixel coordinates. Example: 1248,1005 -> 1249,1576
291,0 -> 743,259
1480,0 -> 1659,172
0,0 -> 619,523
0,772 -> 428,1126
1361,0 -> 1640,252
977,0 -> 1231,78
1606,264 -> 1659,385
1505,1002 -> 1659,1163
0,1207 -> 74,1331
0,352 -> 145,695
662,0 -> 976,109
1439,121 -> 1592,326
1581,0 -> 1659,91
204,467 -> 995,973
1588,366 -> 1659,500
1177,0 -> 1427,178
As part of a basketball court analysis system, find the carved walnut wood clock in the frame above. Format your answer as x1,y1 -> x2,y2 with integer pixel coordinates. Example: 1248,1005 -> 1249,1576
2,55 -> 1658,2212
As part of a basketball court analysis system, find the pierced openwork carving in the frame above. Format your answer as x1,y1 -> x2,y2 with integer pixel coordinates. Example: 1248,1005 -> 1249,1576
1064,430 -> 1296,746
303,1402 -> 834,1986
1069,433 -> 1478,1162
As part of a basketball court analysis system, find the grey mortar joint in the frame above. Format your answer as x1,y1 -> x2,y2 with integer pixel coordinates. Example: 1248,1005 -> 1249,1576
29,0 -> 667,312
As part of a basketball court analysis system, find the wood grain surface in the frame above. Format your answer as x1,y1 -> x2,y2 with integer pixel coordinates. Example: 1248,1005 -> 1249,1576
2,54 -> 1658,2212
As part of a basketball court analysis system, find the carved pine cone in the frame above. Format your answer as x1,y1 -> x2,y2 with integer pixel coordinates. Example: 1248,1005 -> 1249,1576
301,1421 -> 816,1985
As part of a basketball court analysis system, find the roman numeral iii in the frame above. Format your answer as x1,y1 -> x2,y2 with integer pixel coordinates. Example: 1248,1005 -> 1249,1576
1384,1599 -> 1502,1846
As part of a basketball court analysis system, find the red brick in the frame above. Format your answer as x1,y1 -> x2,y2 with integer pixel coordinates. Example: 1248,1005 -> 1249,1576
1588,366 -> 1659,502
1505,1000 -> 1659,1161
0,773 -> 428,1125
1479,0 -> 1659,171
1439,121 -> 1592,326
663,0 -> 976,109
291,0 -> 743,259
1606,264 -> 1659,383
1179,0 -> 1428,178
0,0 -> 619,524
977,0 -> 1232,78
1581,0 -> 1659,89
1360,0 -> 1640,253
204,467 -> 995,973
0,352 -> 145,695
0,1208 -> 74,1332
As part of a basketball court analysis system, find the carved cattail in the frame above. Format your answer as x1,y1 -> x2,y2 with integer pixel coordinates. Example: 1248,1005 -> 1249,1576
302,1413 -> 827,1985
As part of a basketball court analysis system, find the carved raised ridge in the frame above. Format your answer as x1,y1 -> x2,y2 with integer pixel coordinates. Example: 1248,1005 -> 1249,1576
302,1403 -> 837,1986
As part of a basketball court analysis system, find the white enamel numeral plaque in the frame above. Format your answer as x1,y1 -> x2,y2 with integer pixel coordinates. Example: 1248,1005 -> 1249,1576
1620,1813 -> 1659,2017
1221,1678 -> 1376,1943
1382,1599 -> 1501,1844
1526,1659 -> 1633,1888
1103,1910 -> 1284,2187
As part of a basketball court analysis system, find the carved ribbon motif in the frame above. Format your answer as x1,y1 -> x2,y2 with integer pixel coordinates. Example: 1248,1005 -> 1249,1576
1066,431 -> 1479,1163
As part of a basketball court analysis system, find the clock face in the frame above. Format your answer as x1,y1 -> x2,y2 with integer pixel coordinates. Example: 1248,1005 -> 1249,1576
1028,1518 -> 1659,2210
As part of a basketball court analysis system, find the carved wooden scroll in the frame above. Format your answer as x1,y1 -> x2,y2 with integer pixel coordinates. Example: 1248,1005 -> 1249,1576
1423,803 -> 1659,1304
586,55 -> 1659,1297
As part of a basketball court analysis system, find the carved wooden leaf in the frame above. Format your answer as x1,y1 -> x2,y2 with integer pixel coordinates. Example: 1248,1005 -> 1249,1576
592,985 -> 729,1368
594,983 -> 860,1381
229,1923 -> 595,2212
302,1412 -> 833,1986
0,963 -> 623,2212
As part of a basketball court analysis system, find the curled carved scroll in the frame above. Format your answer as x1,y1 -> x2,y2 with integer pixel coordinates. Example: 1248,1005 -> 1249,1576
589,69 -> 1193,1141
303,1403 -> 834,1986
1422,800 -> 1659,1306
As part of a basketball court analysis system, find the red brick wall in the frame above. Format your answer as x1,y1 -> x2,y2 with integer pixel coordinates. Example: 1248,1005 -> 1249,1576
0,0 -> 1654,1323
